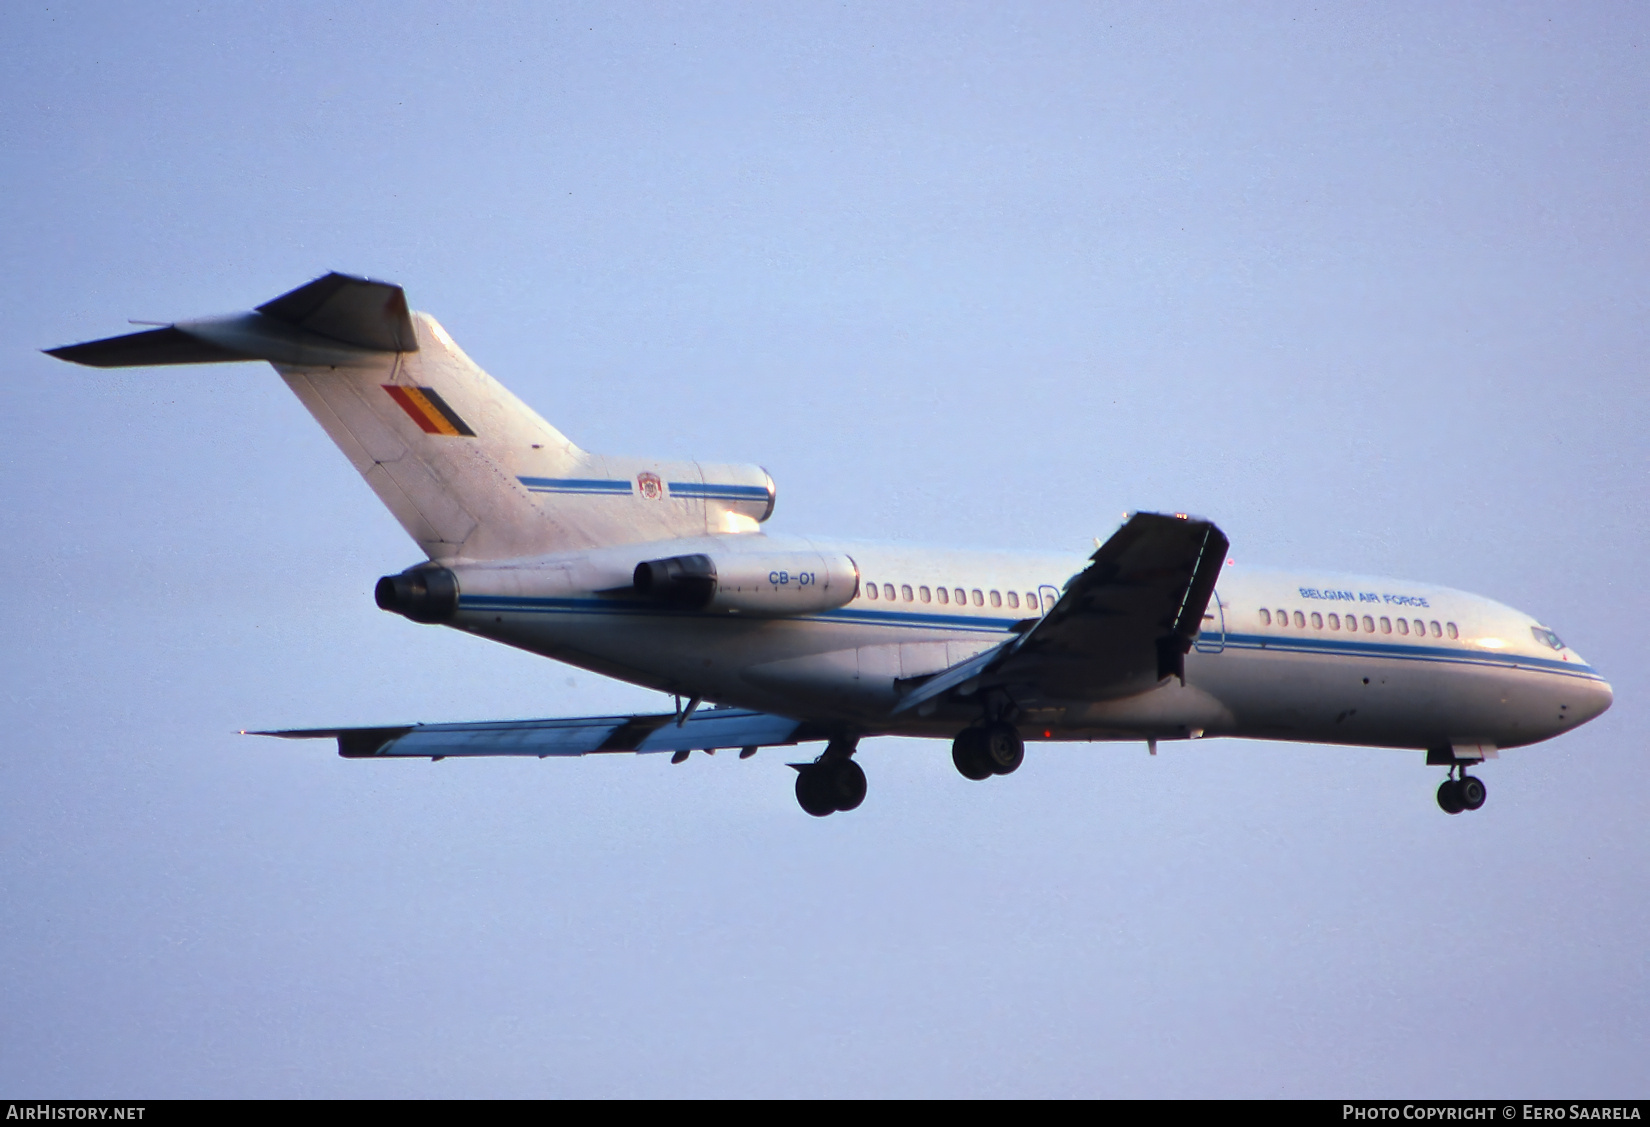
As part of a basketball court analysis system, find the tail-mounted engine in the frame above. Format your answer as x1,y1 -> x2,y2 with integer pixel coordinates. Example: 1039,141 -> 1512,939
375,566 -> 459,623
374,541 -> 857,624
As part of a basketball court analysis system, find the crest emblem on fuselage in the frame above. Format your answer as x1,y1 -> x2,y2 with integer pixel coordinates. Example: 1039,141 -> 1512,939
637,472 -> 663,500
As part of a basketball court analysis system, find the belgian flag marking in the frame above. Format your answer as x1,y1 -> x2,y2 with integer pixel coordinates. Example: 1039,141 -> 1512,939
383,385 -> 476,437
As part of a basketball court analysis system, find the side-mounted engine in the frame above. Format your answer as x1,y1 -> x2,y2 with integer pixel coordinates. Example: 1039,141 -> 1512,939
630,548 -> 858,615
374,537 -> 860,624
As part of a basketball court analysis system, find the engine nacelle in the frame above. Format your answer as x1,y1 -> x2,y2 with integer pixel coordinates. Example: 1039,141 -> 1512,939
633,549 -> 858,616
375,566 -> 459,624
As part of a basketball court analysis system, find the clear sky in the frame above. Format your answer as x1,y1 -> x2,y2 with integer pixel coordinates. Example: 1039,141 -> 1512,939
1,1 -> 1645,1097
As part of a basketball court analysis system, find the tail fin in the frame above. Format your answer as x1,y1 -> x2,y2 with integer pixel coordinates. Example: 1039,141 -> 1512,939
48,273 -> 774,561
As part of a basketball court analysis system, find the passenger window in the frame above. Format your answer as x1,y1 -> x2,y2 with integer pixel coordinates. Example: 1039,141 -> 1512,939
901,585 -> 913,602
1007,591 -> 1019,608
1380,617 -> 1391,634
1396,619 -> 1409,635
1345,614 -> 1357,632
972,589 -> 984,606
1293,610 -> 1305,628
919,586 -> 931,603
866,583 -> 877,600
883,583 -> 895,601
1311,612 -> 1323,629
936,587 -> 948,605
1363,615 -> 1375,632
955,588 -> 967,605
1259,609 -> 1271,625
1328,613 -> 1340,630
1446,622 -> 1458,639
1430,620 -> 1441,637
990,591 -> 1002,607
1025,593 -> 1039,611
1412,619 -> 1425,635
1275,608 -> 1287,626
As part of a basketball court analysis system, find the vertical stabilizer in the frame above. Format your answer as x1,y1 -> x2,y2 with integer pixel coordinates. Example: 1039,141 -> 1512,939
48,274 -> 778,561
272,309 -> 586,560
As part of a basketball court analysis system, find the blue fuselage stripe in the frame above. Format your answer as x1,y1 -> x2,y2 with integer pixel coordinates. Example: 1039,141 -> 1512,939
516,478 -> 767,500
666,482 -> 771,501
459,594 -> 1017,632
1217,631 -> 1599,680
458,595 -> 1602,682
518,477 -> 633,494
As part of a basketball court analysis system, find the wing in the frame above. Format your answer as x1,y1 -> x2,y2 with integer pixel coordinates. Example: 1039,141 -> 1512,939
253,706 -> 828,760
896,511 -> 1228,712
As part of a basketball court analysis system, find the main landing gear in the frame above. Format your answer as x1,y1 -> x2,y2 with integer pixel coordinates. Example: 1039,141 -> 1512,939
1436,768 -> 1488,815
793,738 -> 866,817
952,721 -> 1024,781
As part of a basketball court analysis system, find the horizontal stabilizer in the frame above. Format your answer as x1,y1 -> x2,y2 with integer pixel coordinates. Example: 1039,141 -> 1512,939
45,325 -> 258,367
46,272 -> 417,368
254,707 -> 827,759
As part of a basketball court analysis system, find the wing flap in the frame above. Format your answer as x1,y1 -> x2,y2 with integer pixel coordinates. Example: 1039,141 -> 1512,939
1023,512 -> 1226,687
634,710 -> 807,752
889,512 -> 1228,710
892,637 -> 1013,714
253,707 -> 815,759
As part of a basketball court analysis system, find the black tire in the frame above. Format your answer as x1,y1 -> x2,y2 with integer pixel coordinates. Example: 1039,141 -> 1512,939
795,767 -> 836,817
1458,775 -> 1487,811
831,759 -> 867,812
952,728 -> 993,781
983,722 -> 1024,775
1436,778 -> 1465,814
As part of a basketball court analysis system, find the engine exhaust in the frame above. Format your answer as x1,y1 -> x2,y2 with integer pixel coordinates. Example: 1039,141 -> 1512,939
375,566 -> 459,624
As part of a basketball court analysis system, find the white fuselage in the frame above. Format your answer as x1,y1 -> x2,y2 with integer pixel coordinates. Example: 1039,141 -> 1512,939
50,275 -> 1614,811
443,533 -> 1612,754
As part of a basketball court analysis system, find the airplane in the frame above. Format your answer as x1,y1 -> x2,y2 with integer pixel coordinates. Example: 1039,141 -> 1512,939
47,273 -> 1614,817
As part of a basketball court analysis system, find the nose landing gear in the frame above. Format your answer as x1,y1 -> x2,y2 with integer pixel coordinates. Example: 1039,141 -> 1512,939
793,738 -> 867,817
1436,767 -> 1488,814
952,721 -> 1024,780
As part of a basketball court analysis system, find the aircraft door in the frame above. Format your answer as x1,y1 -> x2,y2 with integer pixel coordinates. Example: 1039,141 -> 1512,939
1037,584 -> 1060,617
1193,589 -> 1226,654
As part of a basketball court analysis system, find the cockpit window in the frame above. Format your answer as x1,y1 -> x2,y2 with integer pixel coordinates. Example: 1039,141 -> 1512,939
1531,626 -> 1565,650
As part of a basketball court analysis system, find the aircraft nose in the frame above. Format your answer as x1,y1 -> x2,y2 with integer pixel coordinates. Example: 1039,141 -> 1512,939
1568,675 -> 1613,726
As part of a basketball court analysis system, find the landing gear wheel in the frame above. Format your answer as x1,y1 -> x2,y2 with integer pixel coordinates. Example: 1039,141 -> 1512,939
829,759 -> 867,812
794,758 -> 867,816
796,768 -> 836,817
1436,778 -> 1465,815
1458,774 -> 1487,811
951,728 -> 993,781
982,722 -> 1024,775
